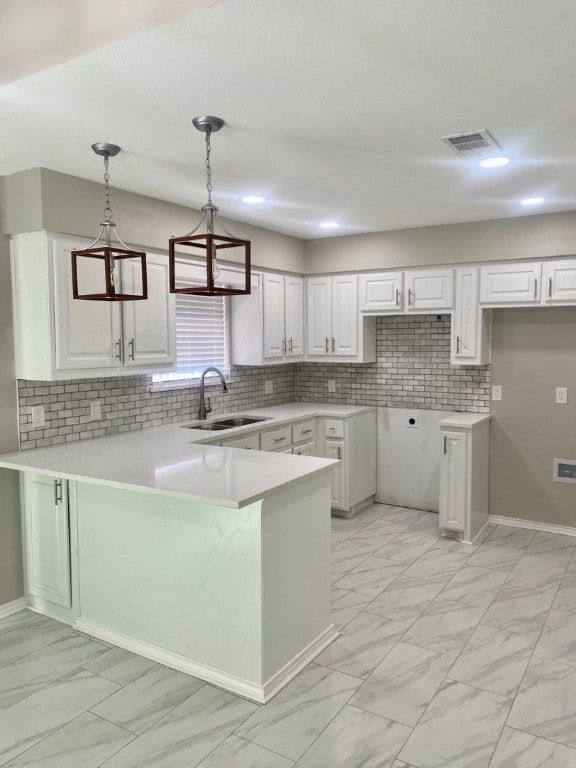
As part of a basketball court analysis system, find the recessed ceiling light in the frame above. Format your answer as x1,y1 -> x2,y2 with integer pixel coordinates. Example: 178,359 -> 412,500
520,197 -> 545,206
319,222 -> 340,229
479,156 -> 510,168
242,195 -> 265,204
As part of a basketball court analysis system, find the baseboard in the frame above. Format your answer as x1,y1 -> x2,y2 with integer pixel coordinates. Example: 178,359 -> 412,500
489,515 -> 576,538
262,624 -> 339,702
75,617 -> 338,704
331,495 -> 375,519
0,597 -> 26,620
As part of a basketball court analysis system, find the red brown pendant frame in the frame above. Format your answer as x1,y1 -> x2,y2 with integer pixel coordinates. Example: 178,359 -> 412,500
71,246 -> 148,301
168,233 -> 251,296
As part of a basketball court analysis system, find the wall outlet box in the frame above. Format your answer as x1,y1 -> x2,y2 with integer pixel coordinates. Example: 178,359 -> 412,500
556,387 -> 568,404
31,405 -> 45,429
553,458 -> 576,483
327,380 -> 336,393
90,400 -> 102,420
264,381 -> 274,395
406,413 -> 419,429
492,385 -> 502,401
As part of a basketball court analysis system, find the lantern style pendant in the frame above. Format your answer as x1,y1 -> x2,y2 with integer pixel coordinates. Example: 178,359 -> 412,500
169,117 -> 251,297
71,143 -> 148,301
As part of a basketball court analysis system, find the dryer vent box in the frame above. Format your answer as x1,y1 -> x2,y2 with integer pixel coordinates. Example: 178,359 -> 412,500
553,458 -> 576,484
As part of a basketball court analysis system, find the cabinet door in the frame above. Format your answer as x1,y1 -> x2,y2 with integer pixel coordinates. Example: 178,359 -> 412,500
53,236 -> 120,371
293,440 -> 315,456
331,275 -> 358,356
479,262 -> 542,305
359,272 -> 403,313
544,260 -> 576,304
325,439 -> 346,509
24,474 -> 71,608
221,433 -> 260,450
405,269 -> 454,311
306,277 -> 332,355
285,276 -> 304,357
122,252 -> 176,367
262,273 -> 286,359
439,431 -> 467,533
451,267 -> 484,364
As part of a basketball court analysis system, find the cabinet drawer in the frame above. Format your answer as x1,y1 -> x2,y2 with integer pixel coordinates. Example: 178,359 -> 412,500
292,420 -> 316,444
293,440 -> 315,456
260,426 -> 292,451
221,433 -> 260,451
324,419 -> 344,438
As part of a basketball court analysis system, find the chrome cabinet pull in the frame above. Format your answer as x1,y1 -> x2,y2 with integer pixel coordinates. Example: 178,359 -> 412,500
337,445 -> 342,459
288,337 -> 293,353
549,276 -> 553,299
244,446 -> 253,450
456,335 -> 461,354
408,288 -> 412,306
443,436 -> 447,455
302,429 -> 313,434
127,338 -> 135,361
325,337 -> 329,353
274,436 -> 286,442
534,278 -> 538,299
331,337 -> 336,353
395,288 -> 400,306
53,479 -> 62,505
114,338 -> 122,362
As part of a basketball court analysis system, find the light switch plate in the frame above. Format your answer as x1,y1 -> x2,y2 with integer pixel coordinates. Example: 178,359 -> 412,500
90,400 -> 102,420
556,387 -> 568,404
327,380 -> 336,393
264,381 -> 273,395
31,405 -> 45,429
492,385 -> 502,401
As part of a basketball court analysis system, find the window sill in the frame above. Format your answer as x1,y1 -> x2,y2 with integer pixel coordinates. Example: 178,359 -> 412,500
149,376 -> 232,393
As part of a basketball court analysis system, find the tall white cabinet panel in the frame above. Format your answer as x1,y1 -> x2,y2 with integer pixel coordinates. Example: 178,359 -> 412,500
284,276 -> 304,357
543,260 -> 576,304
24,473 -> 71,609
122,253 -> 176,367
262,272 -> 286,359
331,275 -> 358,356
451,267 -> 491,366
439,431 -> 467,533
405,269 -> 453,311
479,262 -> 542,305
306,277 -> 332,355
325,439 -> 346,508
359,272 -> 403,313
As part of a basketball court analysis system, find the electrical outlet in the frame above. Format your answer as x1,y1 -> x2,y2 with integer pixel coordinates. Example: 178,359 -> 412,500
327,380 -> 336,393
90,400 -> 102,420
492,385 -> 502,401
31,405 -> 45,429
556,387 -> 568,404
264,381 -> 273,395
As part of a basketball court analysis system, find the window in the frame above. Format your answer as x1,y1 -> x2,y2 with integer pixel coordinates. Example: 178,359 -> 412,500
153,278 -> 229,386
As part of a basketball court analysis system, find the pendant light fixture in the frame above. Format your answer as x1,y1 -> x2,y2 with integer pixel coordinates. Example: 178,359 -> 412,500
71,143 -> 148,301
169,116 -> 251,296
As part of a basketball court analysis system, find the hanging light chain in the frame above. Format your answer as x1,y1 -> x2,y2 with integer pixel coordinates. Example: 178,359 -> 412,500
103,153 -> 113,223
205,126 -> 213,204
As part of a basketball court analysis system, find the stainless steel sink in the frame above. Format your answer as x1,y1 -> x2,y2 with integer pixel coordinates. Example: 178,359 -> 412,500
195,423 -> 234,431
212,417 -> 270,428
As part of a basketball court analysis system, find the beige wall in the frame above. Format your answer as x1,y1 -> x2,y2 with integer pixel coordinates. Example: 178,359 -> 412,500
1,168 -> 307,274
490,308 -> 576,528
0,232 -> 23,604
305,211 -> 576,274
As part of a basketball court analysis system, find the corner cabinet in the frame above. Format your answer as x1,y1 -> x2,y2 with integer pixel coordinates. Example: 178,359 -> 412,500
11,232 -> 176,380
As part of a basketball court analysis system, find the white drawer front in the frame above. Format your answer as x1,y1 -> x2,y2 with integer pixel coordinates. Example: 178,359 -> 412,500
324,419 -> 344,439
292,420 -> 316,444
260,426 -> 292,451
222,433 -> 260,450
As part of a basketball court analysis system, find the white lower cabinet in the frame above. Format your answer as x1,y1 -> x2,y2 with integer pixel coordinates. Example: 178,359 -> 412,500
439,415 -> 491,543
324,438 -> 346,508
221,433 -> 260,450
23,473 -> 72,609
293,440 -> 315,456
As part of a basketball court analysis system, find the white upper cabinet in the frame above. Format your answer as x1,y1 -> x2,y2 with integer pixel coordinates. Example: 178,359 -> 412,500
331,275 -> 358,356
231,272 -> 304,365
11,232 -> 176,380
479,262 -> 542,305
405,268 -> 454,311
359,272 -> 403,313
451,267 -> 491,366
306,277 -> 332,356
543,260 -> 576,304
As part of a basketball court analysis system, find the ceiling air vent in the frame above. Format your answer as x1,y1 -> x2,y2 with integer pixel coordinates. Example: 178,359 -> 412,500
441,129 -> 501,158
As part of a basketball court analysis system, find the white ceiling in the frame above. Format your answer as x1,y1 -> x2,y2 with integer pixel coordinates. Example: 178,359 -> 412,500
2,0 -> 576,239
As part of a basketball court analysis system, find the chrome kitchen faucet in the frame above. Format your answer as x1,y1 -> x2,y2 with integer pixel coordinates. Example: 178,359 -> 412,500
198,367 -> 228,420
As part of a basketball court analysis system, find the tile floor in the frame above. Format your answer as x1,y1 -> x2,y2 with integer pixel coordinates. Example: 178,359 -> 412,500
2,503 -> 576,767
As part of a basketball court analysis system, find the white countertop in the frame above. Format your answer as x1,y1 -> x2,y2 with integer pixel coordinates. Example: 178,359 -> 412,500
438,413 -> 492,429
0,403 -> 374,509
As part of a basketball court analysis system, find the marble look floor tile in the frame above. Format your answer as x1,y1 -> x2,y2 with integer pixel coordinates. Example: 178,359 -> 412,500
334,557 -> 406,598
331,530 -> 355,547
331,550 -> 370,584
1,712 -> 133,768
314,612 -> 410,679
91,665 -> 205,734
402,548 -> 469,581
101,685 -> 257,768
333,536 -> 390,558
294,704 -> 410,768
0,634 -> 107,712
330,588 -> 372,630
350,641 -> 453,727
376,507 -> 429,526
431,531 -> 487,556
197,735 -> 293,768
439,565 -> 509,608
534,609 -> 576,668
489,726 -> 576,767
401,598 -> 486,657
486,527 -> 536,547
399,679 -> 511,768
406,512 -> 444,539
0,612 -> 73,670
373,531 -> 435,564
525,533 -> 576,564
236,664 -> 361,761
508,657 -> 576,748
82,646 -> 158,686
351,520 -> 412,540
467,541 -> 525,571
505,555 -> 566,594
553,573 -> 576,613
449,624 -> 535,698
366,575 -> 448,623
481,586 -> 555,637
0,669 -> 119,765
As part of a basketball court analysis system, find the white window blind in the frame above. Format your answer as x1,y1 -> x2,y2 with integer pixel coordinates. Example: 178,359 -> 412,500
154,278 -> 229,384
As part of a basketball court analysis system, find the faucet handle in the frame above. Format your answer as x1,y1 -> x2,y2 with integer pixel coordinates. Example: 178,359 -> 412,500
206,397 -> 212,414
